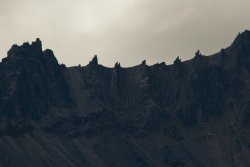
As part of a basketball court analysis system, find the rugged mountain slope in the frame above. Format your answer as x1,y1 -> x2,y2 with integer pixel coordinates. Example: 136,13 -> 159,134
0,31 -> 250,167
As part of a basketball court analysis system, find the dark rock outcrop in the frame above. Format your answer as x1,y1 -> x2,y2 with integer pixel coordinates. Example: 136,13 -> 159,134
0,39 -> 72,135
0,31 -> 250,166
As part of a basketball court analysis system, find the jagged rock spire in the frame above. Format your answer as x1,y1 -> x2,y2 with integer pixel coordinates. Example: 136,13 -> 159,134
173,56 -> 183,75
31,38 -> 42,47
115,61 -> 121,68
31,38 -> 42,52
195,50 -> 201,57
141,60 -> 146,65
89,55 -> 98,66
174,56 -> 181,65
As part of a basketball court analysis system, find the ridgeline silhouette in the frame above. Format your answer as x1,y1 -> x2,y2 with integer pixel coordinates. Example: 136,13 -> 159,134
0,31 -> 250,166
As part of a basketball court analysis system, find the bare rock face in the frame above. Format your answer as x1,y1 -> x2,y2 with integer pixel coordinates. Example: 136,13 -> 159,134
0,39 -> 72,135
0,31 -> 250,167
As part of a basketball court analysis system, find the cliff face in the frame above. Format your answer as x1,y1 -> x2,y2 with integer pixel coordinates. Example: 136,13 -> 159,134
0,31 -> 250,167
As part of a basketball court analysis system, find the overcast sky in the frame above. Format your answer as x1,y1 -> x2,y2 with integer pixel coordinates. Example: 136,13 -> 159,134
0,0 -> 250,67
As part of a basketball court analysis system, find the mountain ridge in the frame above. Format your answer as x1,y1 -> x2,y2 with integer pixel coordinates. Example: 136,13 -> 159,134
0,30 -> 249,166
3,30 -> 250,69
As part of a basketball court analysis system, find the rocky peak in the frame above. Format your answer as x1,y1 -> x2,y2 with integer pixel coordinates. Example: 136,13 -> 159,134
0,39 -> 72,124
231,30 -> 250,54
115,61 -> 121,68
193,50 -> 204,66
43,49 -> 59,65
89,55 -> 98,66
141,60 -> 146,66
6,38 -> 43,61
4,38 -> 60,67
174,56 -> 181,66
31,38 -> 42,51
234,30 -> 250,42
195,49 -> 201,58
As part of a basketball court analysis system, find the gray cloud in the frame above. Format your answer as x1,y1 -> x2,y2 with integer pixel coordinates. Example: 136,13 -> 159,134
0,0 -> 250,67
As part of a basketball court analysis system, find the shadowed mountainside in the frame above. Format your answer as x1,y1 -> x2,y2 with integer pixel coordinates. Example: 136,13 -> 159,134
0,31 -> 250,166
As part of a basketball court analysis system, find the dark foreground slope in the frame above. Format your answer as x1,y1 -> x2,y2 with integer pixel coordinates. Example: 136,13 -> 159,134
0,31 -> 250,167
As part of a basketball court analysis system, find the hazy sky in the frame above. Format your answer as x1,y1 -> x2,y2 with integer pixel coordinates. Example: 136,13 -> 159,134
0,0 -> 250,67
